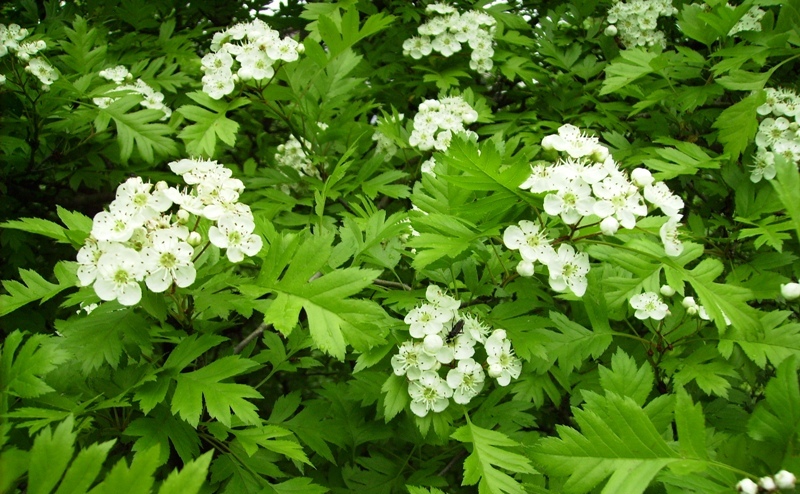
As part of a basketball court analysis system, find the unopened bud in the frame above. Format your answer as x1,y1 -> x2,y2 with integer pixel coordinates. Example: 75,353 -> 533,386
176,209 -> 190,224
781,282 -> 800,301
775,470 -> 796,489
660,285 -> 676,297
758,477 -> 776,491
631,168 -> 654,187
604,25 -> 618,37
155,180 -> 168,191
516,260 -> 534,277
736,479 -> 758,494
187,231 -> 202,246
600,216 -> 619,236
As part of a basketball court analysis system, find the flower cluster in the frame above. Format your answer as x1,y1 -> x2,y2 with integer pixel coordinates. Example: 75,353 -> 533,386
0,23 -> 57,88
409,96 -> 478,152
77,158 -> 262,306
749,87 -> 800,183
737,470 -> 796,493
727,5 -> 766,37
504,124 -> 685,297
274,123 -> 328,192
630,291 -> 669,320
402,3 -> 497,74
604,0 -> 677,49
391,286 -> 522,417
93,65 -> 171,120
200,19 -> 303,99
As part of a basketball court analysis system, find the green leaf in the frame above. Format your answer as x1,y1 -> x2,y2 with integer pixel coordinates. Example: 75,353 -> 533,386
0,263 -> 77,317
532,391 -> 709,494
452,418 -> 535,494
598,350 -> 654,407
98,95 -> 177,163
771,155 -> 800,244
712,91 -> 764,160
177,91 -> 248,157
233,425 -> 310,464
674,388 -> 708,464
545,312 -> 613,374
381,374 -> 409,422
268,477 -> 329,494
88,446 -> 163,494
748,357 -> 800,448
53,440 -> 116,494
171,356 -> 262,427
600,49 -> 658,95
721,312 -> 800,368
156,451 -> 212,494
58,16 -> 107,74
28,416 -> 77,494
0,217 -> 69,243
1,330 -> 69,398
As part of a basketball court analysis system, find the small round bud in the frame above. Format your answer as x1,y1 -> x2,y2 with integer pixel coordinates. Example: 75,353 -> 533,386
516,260 -> 535,277
758,477 -> 776,491
660,285 -> 676,297
631,168 -> 654,187
682,296 -> 697,309
775,470 -> 796,489
187,231 -> 202,246
781,282 -> 800,301
155,180 -> 168,191
604,25 -> 618,37
176,209 -> 190,224
423,334 -> 444,354
600,216 -> 619,236
736,479 -> 758,494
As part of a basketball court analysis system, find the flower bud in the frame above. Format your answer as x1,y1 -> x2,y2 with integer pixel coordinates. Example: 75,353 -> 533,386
423,334 -> 444,354
155,180 -> 168,191
758,477 -> 776,491
516,260 -> 534,277
600,216 -> 619,236
660,285 -> 676,297
781,282 -> 800,300
176,209 -> 191,224
736,479 -> 758,494
631,168 -> 654,187
187,231 -> 202,246
775,470 -> 796,489
604,25 -> 618,37
682,296 -> 697,309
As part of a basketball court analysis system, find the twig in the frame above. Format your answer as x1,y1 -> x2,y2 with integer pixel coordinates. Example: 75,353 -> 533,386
438,449 -> 469,477
372,279 -> 412,291
233,323 -> 272,354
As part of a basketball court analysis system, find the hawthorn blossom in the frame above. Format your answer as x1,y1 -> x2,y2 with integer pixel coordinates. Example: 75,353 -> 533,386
503,220 -> 556,264
208,215 -> 263,262
485,330 -> 522,386
391,341 -> 438,380
404,303 -> 453,338
546,244 -> 590,297
630,292 -> 669,320
446,358 -> 485,404
93,245 -> 146,306
659,216 -> 684,257
141,230 -> 196,292
408,370 -> 453,417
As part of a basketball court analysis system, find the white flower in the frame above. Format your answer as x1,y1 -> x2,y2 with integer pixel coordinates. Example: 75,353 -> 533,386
485,330 -> 522,386
141,230 -> 196,292
208,215 -> 263,262
113,177 -> 172,223
99,65 -> 131,83
446,358 -> 485,404
91,209 -> 139,242
630,292 -> 669,320
503,220 -> 556,264
659,216 -> 684,257
644,182 -> 684,218
408,370 -> 453,417
25,57 -> 58,86
546,244 -> 590,297
774,470 -> 796,489
404,303 -> 453,338
76,238 -> 111,286
93,245 -> 145,306
782,282 -> 800,300
736,478 -> 758,494
391,341 -> 437,380
543,179 -> 595,225
462,314 -> 490,343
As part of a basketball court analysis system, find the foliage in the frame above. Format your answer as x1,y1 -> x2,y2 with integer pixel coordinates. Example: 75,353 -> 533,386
2,0 -> 800,492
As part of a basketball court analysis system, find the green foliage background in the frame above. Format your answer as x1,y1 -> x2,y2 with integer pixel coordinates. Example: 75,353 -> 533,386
2,0 -> 800,492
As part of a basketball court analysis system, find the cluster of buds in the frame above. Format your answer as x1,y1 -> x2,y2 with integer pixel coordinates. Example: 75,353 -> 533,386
604,0 -> 677,49
504,124 -> 685,297
201,19 -> 303,99
0,23 -> 57,88
737,470 -> 796,493
273,122 -> 328,193
391,286 -> 521,417
750,87 -> 800,183
93,65 -> 171,120
76,158 -> 261,306
402,3 -> 497,74
409,96 -> 478,152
